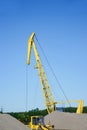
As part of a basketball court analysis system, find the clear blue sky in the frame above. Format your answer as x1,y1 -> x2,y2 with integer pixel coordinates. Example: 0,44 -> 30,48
0,0 -> 87,112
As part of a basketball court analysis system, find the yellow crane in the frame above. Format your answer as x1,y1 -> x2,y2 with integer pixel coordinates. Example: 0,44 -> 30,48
27,32 -> 56,114
26,32 -> 84,130
26,32 -> 84,114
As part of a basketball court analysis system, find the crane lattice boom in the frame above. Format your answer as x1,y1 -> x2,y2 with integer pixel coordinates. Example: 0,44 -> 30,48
27,32 -> 56,114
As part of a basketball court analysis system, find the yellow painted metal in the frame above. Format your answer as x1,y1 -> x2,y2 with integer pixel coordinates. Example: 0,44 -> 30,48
27,32 -> 35,65
76,100 -> 84,114
27,116 -> 53,130
57,100 -> 84,114
27,32 -> 56,114
26,32 -> 84,115
27,116 -> 43,130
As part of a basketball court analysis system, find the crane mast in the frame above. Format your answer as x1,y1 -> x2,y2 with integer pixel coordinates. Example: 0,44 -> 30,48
27,32 -> 56,114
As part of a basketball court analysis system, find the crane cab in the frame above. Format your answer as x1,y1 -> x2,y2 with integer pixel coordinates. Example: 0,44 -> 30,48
28,116 -> 44,129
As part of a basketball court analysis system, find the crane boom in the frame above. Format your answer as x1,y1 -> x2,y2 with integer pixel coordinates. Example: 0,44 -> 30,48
57,100 -> 84,114
27,32 -> 56,114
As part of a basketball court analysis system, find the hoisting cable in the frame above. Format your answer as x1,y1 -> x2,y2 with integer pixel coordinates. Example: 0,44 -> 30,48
35,34 -> 71,107
25,65 -> 28,130
26,65 -> 28,112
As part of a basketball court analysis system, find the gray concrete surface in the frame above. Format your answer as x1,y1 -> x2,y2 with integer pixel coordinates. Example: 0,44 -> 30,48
0,114 -> 30,130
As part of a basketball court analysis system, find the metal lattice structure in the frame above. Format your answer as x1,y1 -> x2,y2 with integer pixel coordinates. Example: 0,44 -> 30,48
27,32 -> 56,114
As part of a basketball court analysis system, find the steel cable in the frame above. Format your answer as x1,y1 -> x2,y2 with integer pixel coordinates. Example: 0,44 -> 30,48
35,34 -> 71,107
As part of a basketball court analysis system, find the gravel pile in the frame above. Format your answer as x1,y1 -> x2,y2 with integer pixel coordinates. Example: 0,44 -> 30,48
45,111 -> 87,130
1,112 -> 87,130
0,114 -> 30,130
